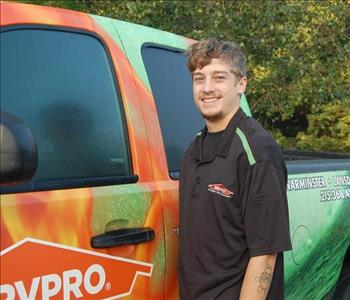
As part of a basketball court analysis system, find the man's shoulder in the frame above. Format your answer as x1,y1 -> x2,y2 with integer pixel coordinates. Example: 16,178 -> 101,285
236,115 -> 284,166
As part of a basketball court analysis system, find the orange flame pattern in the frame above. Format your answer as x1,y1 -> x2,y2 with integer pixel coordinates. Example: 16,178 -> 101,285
1,1 -> 180,299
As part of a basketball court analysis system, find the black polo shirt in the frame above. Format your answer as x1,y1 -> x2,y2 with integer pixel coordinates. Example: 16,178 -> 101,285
179,108 -> 292,300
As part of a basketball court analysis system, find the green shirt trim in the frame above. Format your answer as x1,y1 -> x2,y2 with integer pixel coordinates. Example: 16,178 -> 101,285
236,127 -> 256,165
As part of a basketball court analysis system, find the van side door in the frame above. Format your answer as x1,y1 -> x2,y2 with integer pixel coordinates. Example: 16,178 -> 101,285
0,2 -> 164,299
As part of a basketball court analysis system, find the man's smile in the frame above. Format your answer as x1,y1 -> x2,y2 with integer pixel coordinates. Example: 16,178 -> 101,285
201,97 -> 221,103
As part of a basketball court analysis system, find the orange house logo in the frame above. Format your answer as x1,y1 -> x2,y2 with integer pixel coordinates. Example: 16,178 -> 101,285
0,238 -> 153,299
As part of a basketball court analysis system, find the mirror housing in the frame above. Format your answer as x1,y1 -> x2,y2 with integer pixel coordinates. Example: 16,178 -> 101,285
0,111 -> 38,185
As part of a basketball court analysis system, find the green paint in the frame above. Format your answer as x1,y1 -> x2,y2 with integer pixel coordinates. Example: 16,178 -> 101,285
150,239 -> 166,290
91,184 -> 152,234
236,127 -> 256,165
90,14 -> 124,50
109,19 -> 188,90
285,170 -> 350,299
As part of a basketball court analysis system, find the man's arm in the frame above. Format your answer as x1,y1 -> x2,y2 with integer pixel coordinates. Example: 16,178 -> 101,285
239,254 -> 277,300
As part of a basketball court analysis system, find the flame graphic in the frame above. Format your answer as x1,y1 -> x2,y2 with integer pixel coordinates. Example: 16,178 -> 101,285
1,189 -> 93,251
0,2 -> 181,299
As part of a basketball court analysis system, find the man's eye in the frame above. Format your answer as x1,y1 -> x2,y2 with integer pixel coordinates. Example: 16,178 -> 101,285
214,76 -> 225,81
194,77 -> 204,83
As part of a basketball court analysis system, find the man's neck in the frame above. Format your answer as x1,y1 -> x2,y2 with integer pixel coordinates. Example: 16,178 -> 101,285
206,106 -> 239,133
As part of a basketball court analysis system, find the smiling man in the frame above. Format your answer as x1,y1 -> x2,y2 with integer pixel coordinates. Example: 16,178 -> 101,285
179,38 -> 292,300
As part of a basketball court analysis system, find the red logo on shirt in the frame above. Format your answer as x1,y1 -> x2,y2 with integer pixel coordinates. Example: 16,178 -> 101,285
208,184 -> 234,198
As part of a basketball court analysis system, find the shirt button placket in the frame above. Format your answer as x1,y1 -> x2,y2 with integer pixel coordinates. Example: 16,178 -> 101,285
192,167 -> 201,201
192,182 -> 199,201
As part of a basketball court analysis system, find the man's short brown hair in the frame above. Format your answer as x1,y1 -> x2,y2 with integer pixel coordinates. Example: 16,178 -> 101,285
187,38 -> 247,78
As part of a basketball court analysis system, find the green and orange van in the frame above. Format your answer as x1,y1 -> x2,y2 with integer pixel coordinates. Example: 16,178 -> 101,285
1,2 -> 350,299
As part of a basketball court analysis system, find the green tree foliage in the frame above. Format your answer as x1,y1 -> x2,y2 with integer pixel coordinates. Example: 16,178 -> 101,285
297,100 -> 350,153
15,0 -> 350,153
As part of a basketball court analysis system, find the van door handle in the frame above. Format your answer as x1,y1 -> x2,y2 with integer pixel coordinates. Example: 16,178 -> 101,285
90,227 -> 155,248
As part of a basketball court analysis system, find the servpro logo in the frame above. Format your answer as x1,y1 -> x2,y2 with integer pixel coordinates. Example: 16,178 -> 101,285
0,238 -> 153,299
2,264 -> 106,299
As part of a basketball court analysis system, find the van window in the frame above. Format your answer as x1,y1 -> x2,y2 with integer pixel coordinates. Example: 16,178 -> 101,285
142,46 -> 204,177
1,28 -> 131,185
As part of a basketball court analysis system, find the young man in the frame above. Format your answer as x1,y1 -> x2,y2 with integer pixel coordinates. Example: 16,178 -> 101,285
179,38 -> 292,300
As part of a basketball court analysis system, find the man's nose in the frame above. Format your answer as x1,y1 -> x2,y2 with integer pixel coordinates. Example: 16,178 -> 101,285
202,78 -> 215,93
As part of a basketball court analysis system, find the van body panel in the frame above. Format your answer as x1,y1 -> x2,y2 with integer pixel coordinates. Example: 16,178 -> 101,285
1,2 -> 165,299
284,167 -> 350,299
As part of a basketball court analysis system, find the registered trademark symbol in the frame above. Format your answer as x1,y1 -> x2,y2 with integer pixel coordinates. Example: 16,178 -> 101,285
105,282 -> 111,290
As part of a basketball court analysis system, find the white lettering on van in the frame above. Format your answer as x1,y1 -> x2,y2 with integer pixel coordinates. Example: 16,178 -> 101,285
0,284 -> 15,300
84,264 -> 105,295
42,274 -> 62,298
0,264 -> 106,300
15,277 -> 40,300
287,176 -> 326,191
63,269 -> 83,299
335,175 -> 350,186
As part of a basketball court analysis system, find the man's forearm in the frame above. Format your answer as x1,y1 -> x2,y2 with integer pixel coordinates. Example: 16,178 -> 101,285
239,254 -> 277,300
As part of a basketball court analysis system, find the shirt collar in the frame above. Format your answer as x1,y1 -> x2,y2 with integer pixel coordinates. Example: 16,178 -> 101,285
191,107 -> 245,162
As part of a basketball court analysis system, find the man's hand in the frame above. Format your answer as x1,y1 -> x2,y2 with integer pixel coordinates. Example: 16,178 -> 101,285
239,254 -> 277,300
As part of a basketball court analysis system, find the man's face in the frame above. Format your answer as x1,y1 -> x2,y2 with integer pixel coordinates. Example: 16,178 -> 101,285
192,58 -> 247,127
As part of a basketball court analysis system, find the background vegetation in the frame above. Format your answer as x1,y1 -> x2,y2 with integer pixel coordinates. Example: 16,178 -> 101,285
15,0 -> 350,153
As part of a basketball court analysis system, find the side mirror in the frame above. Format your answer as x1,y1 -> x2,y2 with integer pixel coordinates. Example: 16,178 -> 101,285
0,111 -> 38,185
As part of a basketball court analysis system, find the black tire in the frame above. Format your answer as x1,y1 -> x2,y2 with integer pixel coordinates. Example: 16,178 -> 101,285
333,273 -> 350,300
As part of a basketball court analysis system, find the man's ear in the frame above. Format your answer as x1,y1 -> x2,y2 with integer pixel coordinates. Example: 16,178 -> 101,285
237,77 -> 247,94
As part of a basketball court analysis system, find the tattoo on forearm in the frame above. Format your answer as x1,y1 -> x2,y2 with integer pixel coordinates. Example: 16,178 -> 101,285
255,264 -> 273,295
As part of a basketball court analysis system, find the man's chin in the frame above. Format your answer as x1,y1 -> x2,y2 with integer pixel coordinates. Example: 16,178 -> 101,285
200,108 -> 238,125
201,112 -> 223,122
